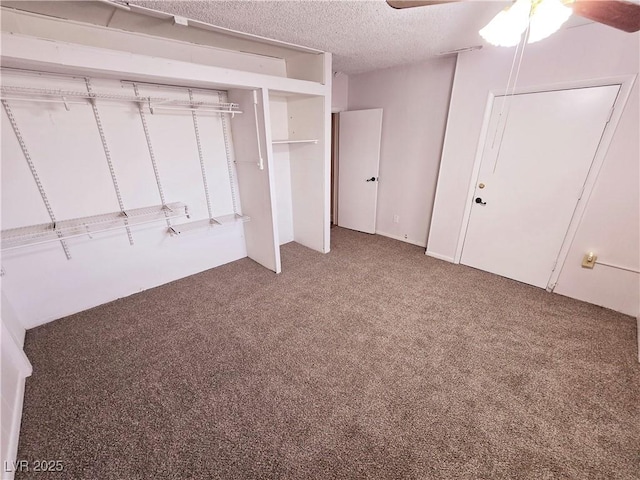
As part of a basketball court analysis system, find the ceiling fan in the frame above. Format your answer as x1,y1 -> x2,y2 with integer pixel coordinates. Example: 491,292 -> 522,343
387,0 -> 640,46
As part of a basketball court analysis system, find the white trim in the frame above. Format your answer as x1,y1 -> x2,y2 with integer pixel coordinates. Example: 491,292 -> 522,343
546,75 -> 636,290
2,323 -> 32,377
0,33 -> 328,97
1,321 -> 32,480
452,76 -> 637,291
427,54 -> 459,255
594,260 -> 640,275
4,379 -> 26,479
425,250 -> 455,263
487,76 -> 631,97
453,91 -> 495,264
376,230 -> 426,248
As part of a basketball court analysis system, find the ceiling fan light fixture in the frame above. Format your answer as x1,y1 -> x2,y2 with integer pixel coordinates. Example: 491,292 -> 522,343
528,0 -> 573,43
479,0 -> 533,47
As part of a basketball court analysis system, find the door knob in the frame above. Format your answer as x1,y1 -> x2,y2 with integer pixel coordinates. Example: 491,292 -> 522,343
366,177 -> 377,182
475,197 -> 486,205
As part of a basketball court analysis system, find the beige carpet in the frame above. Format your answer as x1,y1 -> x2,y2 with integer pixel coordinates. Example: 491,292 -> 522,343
16,227 -> 640,479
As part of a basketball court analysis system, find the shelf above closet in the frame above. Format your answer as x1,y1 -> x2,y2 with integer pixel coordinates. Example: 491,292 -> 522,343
272,139 -> 318,145
1,202 -> 189,251
168,214 -> 250,235
0,85 -> 243,115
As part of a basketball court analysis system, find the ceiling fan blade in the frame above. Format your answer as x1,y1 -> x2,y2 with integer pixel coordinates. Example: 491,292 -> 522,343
386,0 -> 461,9
570,0 -> 640,32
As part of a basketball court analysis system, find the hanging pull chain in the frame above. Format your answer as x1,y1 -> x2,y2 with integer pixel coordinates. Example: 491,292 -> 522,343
491,8 -> 532,173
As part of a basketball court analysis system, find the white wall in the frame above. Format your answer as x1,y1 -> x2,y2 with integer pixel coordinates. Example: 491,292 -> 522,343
332,72 -> 349,112
428,23 -> 639,316
348,57 -> 456,247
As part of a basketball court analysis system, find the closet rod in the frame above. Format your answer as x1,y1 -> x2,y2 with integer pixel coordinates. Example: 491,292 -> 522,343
120,80 -> 227,95
146,105 -> 243,115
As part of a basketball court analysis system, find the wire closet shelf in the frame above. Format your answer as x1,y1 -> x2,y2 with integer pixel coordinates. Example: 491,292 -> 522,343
1,203 -> 190,251
0,85 -> 243,115
1,76 -> 249,259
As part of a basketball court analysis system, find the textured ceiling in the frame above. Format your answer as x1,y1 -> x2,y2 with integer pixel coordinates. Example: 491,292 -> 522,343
130,1 -> 590,75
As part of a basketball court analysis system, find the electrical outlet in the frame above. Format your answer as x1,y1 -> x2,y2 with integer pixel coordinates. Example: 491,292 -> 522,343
582,252 -> 597,269
393,214 -> 400,224
404,234 -> 408,240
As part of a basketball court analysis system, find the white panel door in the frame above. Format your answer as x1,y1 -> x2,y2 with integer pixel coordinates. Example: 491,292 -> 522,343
337,108 -> 383,234
461,85 -> 619,288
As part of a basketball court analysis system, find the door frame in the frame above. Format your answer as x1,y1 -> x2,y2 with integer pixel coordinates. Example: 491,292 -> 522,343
453,75 -> 637,291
